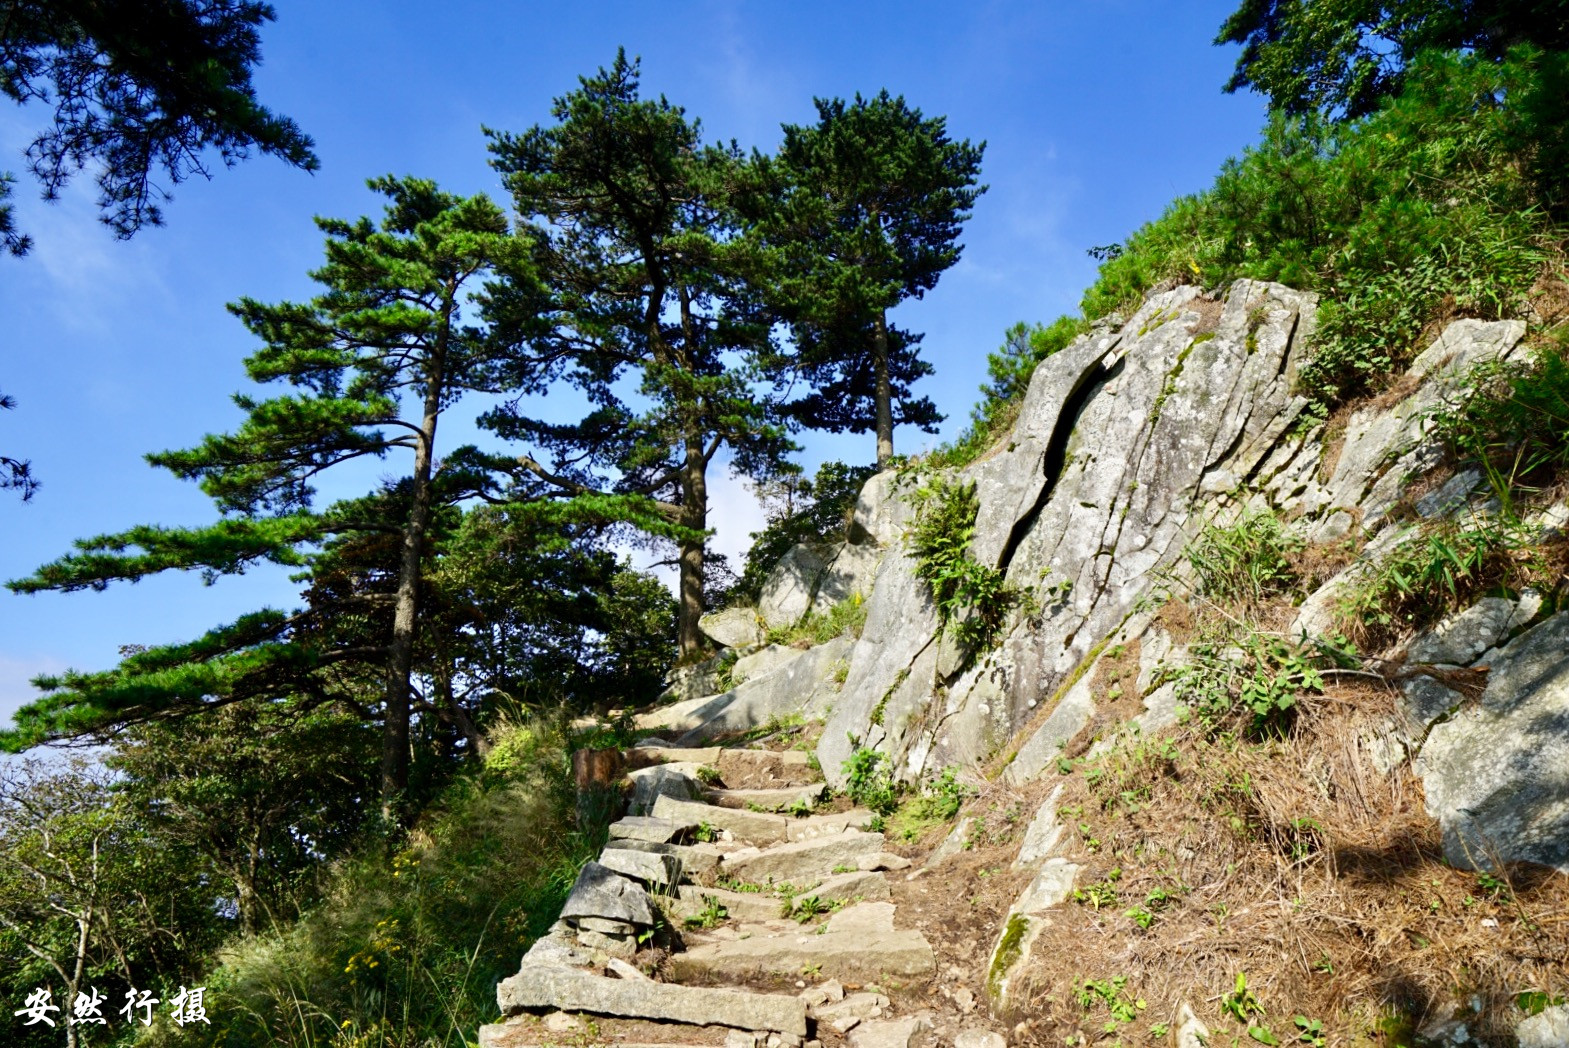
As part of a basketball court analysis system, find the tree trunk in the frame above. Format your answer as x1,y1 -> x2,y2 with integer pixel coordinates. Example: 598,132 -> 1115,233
381,303 -> 449,819
873,309 -> 894,469
677,432 -> 708,659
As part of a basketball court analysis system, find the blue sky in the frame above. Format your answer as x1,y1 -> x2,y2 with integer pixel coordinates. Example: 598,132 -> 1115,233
0,0 -> 1267,727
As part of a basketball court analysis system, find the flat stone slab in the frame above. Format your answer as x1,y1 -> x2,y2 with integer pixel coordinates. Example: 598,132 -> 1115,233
668,903 -> 934,982
604,839 -> 725,878
790,871 -> 889,909
610,816 -> 695,844
849,1017 -> 932,1048
672,884 -> 786,924
559,863 -> 656,926
653,795 -> 790,845
787,810 -> 876,841
706,785 -> 825,811
497,965 -> 806,1036
596,848 -> 682,889
626,763 -> 705,815
722,832 -> 886,886
625,746 -> 724,769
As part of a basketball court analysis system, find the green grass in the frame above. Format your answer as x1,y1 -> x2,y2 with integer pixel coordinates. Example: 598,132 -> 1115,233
766,593 -> 869,648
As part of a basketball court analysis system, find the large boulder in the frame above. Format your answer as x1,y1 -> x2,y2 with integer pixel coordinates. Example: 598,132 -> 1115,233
849,471 -> 917,548
811,542 -> 883,614
1417,612 -> 1569,872
701,607 -> 766,649
675,635 -> 854,745
758,543 -> 832,628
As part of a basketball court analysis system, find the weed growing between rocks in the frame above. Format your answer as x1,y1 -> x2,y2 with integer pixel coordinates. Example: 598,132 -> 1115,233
765,593 -> 869,649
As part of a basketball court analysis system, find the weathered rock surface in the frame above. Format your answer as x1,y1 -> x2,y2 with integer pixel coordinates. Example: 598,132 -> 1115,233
812,542 -> 882,616
1517,1004 -> 1569,1048
1417,612 -> 1569,872
721,831 -> 887,885
671,884 -> 785,924
625,762 -> 704,815
496,965 -> 807,1035
609,815 -> 695,844
847,1016 -> 932,1048
653,795 -> 789,844
669,903 -> 934,981
790,870 -> 890,907
732,644 -> 805,686
1002,677 -> 1096,785
559,863 -> 656,926
786,809 -> 878,841
760,544 -> 833,629
706,784 -> 825,811
676,636 -> 855,746
1013,786 -> 1065,868
1407,597 -> 1517,666
702,607 -> 767,649
594,847 -> 682,889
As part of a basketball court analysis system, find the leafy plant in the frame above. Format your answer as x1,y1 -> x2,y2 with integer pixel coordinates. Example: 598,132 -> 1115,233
1160,625 -> 1338,735
841,745 -> 902,816
906,475 -> 1026,654
1073,869 -> 1122,910
1185,509 -> 1305,607
682,895 -> 729,930
1222,971 -> 1265,1023
1075,975 -> 1146,1032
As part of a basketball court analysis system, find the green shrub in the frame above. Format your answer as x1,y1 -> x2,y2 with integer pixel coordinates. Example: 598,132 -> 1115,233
1078,51 -> 1554,416
1334,518 -> 1540,648
144,715 -> 601,1048
767,593 -> 869,648
906,475 -> 1025,653
841,745 -> 901,816
1159,626 -> 1341,737
1430,339 -> 1569,505
1185,509 -> 1305,607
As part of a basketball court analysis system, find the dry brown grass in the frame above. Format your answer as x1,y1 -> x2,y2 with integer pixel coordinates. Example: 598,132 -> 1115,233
1001,682 -> 1569,1047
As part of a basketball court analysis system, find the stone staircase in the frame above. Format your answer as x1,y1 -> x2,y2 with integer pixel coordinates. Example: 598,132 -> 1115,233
480,738 -> 942,1048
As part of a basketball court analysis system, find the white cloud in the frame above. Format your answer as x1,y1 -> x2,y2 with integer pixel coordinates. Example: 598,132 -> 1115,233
612,463 -> 769,596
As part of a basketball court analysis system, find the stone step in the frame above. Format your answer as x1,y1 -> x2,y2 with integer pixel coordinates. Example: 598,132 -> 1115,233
668,884 -> 787,924
721,831 -> 885,886
652,795 -> 790,845
626,745 -> 724,768
787,870 -> 890,910
786,810 -> 877,842
496,965 -> 807,1037
603,839 -> 726,879
704,785 -> 825,811
666,903 -> 935,983
610,816 -> 696,844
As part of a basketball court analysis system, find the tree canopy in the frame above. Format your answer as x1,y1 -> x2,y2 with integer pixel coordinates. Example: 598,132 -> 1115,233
0,0 -> 317,243
484,50 -> 794,656
759,90 -> 984,467
1217,0 -> 1569,119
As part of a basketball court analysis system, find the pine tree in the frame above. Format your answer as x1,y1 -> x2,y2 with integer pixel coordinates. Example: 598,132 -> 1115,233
761,91 -> 985,468
484,51 -> 793,657
7,176 -> 533,814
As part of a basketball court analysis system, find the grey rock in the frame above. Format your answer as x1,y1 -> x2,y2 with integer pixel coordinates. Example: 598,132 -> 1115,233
732,644 -> 805,686
856,851 -> 912,871
605,957 -> 648,981
1003,675 -> 1095,785
791,870 -> 891,907
671,903 -> 933,982
707,784 -> 825,812
559,863 -> 656,926
1398,676 -> 1464,737
676,636 -> 855,746
722,831 -> 886,885
609,816 -> 695,844
1418,613 -> 1569,871
1518,1004 -> 1569,1048
603,839 -> 725,878
1132,680 -> 1182,735
663,651 -> 729,704
1176,1002 -> 1211,1048
702,607 -> 767,649
1415,469 -> 1481,518
521,930 -> 593,969
760,544 -> 833,629
848,1017 -> 932,1048
1408,597 -> 1516,665
577,929 -> 637,958
926,816 -> 977,868
577,917 -> 634,935
813,542 -> 883,615
971,331 -> 1120,568
985,912 -> 1044,1008
653,795 -> 789,845
672,884 -> 783,924
1013,786 -> 1065,868
728,1030 -> 764,1048
952,987 -> 976,1014
635,695 -> 734,735
625,763 -> 704,816
544,1012 -> 583,1033
787,809 -> 878,841
496,965 -> 808,1035
954,1031 -> 1005,1048
1011,858 -> 1081,914
595,847 -> 682,889
850,471 -> 916,548
818,992 -> 891,1033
